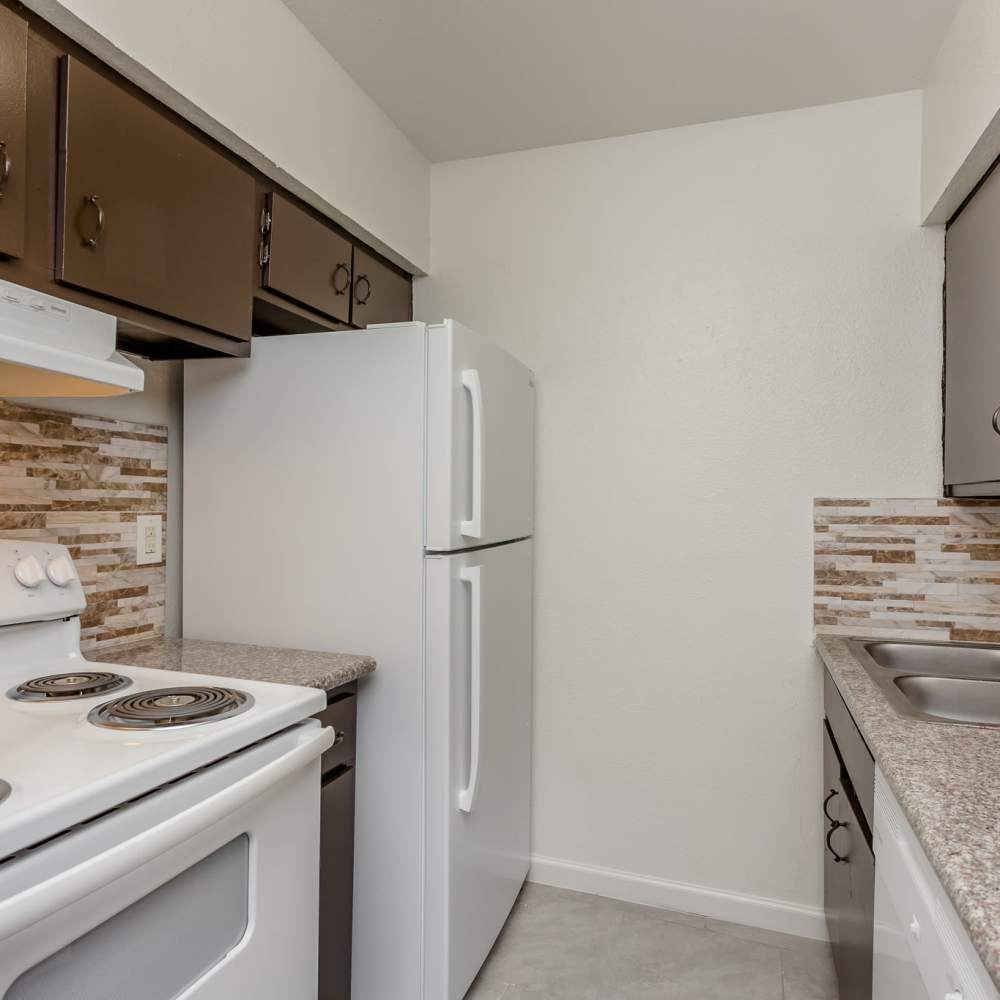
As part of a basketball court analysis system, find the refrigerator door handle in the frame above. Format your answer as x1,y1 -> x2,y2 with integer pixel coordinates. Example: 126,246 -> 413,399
461,369 -> 484,539
459,563 -> 482,814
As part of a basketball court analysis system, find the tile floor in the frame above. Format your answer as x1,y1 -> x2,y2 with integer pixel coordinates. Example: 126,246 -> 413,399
465,883 -> 838,1000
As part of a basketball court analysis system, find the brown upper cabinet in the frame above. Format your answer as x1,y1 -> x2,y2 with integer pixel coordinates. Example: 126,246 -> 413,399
0,7 -> 27,260
351,246 -> 412,328
56,56 -> 255,341
945,161 -> 1000,493
260,192 -> 354,326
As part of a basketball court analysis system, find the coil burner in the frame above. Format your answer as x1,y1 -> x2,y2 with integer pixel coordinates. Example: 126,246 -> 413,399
9,672 -> 131,702
88,686 -> 253,730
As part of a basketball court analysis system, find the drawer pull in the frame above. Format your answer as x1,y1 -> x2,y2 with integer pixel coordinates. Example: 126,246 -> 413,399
993,406 -> 1000,436
81,195 -> 105,248
823,789 -> 838,823
333,261 -> 350,295
354,273 -> 372,306
0,141 -> 10,196
825,821 -> 849,863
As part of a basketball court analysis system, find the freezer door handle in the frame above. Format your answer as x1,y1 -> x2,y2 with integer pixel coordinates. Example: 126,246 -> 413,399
461,369 -> 484,539
459,563 -> 482,813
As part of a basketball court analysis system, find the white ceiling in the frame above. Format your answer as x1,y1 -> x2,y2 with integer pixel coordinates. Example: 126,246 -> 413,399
284,0 -> 959,163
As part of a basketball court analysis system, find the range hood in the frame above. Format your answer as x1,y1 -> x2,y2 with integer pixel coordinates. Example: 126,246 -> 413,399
0,280 -> 143,396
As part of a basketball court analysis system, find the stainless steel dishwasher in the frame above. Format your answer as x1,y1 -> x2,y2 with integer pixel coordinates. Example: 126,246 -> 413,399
823,670 -> 875,1000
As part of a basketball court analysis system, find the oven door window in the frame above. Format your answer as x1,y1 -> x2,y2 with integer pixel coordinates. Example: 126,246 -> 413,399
5,834 -> 249,1000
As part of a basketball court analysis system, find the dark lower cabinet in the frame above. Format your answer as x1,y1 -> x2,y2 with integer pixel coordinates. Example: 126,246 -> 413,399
0,5 -> 27,260
319,763 -> 355,1000
823,672 -> 874,1000
316,689 -> 358,1000
351,246 -> 412,328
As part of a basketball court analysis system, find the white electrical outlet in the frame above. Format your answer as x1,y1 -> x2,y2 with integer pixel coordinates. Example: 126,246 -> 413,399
136,514 -> 163,565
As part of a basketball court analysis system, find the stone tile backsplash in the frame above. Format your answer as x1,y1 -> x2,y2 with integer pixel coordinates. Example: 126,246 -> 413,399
0,400 -> 167,651
815,498 -> 1000,643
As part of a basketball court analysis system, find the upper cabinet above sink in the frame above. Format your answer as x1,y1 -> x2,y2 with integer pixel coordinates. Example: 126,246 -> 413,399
945,162 -> 1000,494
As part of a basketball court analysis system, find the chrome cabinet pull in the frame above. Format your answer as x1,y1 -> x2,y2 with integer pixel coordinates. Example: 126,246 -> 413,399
0,142 -> 10,198
354,273 -> 372,305
825,820 -> 849,863
992,406 -> 1000,436
333,261 -> 351,295
81,195 -> 105,248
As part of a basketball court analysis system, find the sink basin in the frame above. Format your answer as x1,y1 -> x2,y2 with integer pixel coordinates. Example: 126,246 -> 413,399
847,639 -> 1000,727
865,641 -> 1000,679
894,675 -> 1000,726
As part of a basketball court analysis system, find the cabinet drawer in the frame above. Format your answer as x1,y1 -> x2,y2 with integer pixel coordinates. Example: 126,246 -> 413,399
56,56 -> 255,340
350,246 -> 412,328
261,192 -> 352,324
0,7 -> 27,260
316,693 -> 356,775
824,668 -> 874,831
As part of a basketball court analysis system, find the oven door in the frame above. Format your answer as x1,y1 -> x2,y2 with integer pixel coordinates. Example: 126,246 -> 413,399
0,720 -> 332,1000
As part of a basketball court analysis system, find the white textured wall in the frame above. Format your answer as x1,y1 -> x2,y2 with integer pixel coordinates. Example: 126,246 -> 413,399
416,91 -> 943,925
21,0 -> 430,273
922,0 -> 1000,223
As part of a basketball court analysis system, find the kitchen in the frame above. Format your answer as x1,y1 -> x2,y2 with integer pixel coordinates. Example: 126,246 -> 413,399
0,0 -> 995,998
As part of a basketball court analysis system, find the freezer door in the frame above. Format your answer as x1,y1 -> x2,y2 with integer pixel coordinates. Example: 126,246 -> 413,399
425,319 -> 534,550
424,540 -> 533,1000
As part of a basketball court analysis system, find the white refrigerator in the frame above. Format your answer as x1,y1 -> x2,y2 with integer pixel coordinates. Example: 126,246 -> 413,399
183,320 -> 534,1000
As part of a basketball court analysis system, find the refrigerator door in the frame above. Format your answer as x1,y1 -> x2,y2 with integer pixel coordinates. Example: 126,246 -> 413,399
424,539 -> 533,1000
423,319 -> 534,551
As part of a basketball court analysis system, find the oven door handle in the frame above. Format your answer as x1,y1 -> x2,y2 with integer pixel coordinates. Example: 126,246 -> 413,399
0,724 -> 334,941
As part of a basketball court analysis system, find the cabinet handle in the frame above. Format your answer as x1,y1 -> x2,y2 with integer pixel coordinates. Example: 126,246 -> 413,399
333,261 -> 350,295
0,142 -> 10,197
332,729 -> 345,746
354,273 -> 372,306
81,195 -> 105,248
992,406 -> 1000,436
825,820 -> 849,863
823,789 -> 838,823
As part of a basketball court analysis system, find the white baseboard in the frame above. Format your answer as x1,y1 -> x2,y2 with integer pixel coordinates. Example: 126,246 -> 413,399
528,854 -> 828,942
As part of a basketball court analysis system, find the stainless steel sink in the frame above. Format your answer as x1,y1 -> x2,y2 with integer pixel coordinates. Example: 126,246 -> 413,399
847,639 -> 1000,727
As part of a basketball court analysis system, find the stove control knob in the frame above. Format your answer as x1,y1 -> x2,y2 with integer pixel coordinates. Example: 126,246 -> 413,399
14,555 -> 46,589
46,556 -> 77,588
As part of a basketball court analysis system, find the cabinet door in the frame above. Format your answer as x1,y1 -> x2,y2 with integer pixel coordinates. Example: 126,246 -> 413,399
261,192 -> 352,324
318,763 -> 355,1000
56,56 -> 254,340
0,7 -> 27,259
823,724 -> 874,1000
350,246 -> 411,328
945,164 -> 1000,487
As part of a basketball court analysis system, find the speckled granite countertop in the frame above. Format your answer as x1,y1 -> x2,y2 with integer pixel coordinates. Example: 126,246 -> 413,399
90,638 -> 375,693
816,636 -> 1000,987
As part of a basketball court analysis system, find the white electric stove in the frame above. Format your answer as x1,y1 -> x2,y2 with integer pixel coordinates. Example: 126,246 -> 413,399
0,539 -> 333,1000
